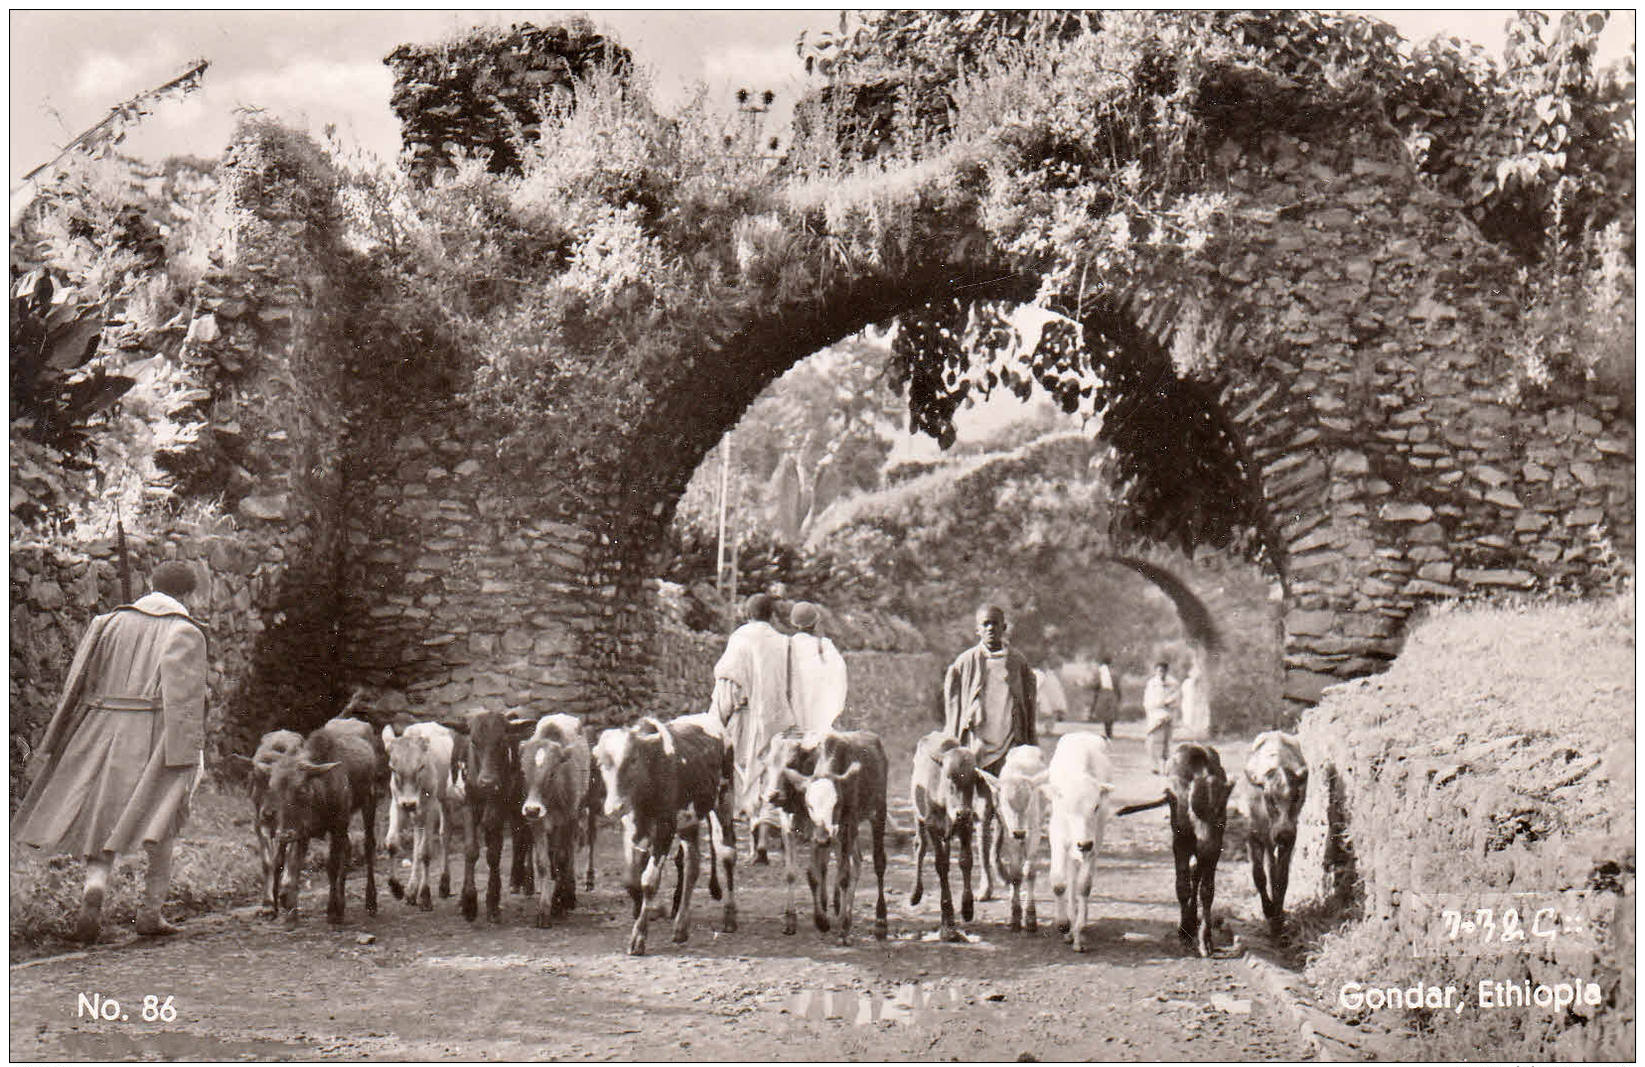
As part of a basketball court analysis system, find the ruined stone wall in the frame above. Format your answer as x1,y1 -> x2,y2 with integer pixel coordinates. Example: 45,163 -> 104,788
9,122 -> 352,778
1199,125 -> 1635,706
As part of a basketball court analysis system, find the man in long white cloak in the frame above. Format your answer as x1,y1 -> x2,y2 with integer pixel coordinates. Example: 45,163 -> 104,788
709,593 -> 795,859
788,601 -> 847,733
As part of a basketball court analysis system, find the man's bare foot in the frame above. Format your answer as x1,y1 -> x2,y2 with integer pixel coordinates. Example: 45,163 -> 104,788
69,888 -> 104,943
134,913 -> 181,936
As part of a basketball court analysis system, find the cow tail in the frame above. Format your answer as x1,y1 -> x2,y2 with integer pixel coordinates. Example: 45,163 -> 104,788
639,716 -> 675,757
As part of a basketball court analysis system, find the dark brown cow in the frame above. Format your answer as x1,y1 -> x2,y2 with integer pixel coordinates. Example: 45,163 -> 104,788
261,717 -> 383,924
769,729 -> 890,945
908,731 -> 992,942
1244,731 -> 1308,938
440,707 -> 534,923
515,712 -> 592,927
1118,742 -> 1232,957
593,713 -> 736,955
244,729 -> 303,916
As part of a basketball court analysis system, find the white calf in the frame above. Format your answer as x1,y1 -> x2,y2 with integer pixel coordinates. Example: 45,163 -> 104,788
977,744 -> 1049,933
1045,732 -> 1115,952
382,721 -> 458,910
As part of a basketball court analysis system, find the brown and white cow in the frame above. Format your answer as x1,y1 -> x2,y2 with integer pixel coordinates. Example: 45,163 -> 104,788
244,729 -> 303,916
440,707 -> 534,923
594,714 -> 736,955
767,729 -> 890,944
515,712 -> 593,927
1243,730 -> 1307,938
1046,731 -> 1115,952
1118,742 -> 1232,957
382,721 -> 458,910
977,744 -> 1049,933
908,731 -> 991,942
261,717 -> 383,924
759,729 -> 822,936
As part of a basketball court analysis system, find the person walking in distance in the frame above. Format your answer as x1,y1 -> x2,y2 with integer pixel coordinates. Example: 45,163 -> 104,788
1086,656 -> 1122,739
14,561 -> 209,942
1142,660 -> 1181,775
943,603 -> 1037,899
787,601 -> 848,733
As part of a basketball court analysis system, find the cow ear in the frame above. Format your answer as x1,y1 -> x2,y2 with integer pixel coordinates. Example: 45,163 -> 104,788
975,768 -> 1000,796
836,762 -> 862,787
508,717 -> 536,739
781,768 -> 808,791
440,718 -> 470,736
1026,770 -> 1050,791
1097,781 -> 1115,797
232,752 -> 256,764
381,724 -> 397,746
303,760 -> 341,778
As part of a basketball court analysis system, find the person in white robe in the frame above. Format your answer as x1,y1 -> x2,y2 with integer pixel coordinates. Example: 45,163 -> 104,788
708,593 -> 796,860
788,601 -> 847,733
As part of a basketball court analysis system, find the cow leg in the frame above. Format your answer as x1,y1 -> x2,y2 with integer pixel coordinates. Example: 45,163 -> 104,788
583,801 -> 598,892
909,821 -> 928,908
437,799 -> 453,899
673,824 -> 701,944
808,840 -> 831,934
935,830 -> 963,942
1049,824 -> 1070,937
1270,840 -> 1295,938
362,796 -> 378,917
1070,850 -> 1093,952
263,835 -> 283,918
485,813 -> 505,923
511,812 -> 534,896
978,804 -> 997,902
1023,837 -> 1039,933
532,821 -> 554,927
956,818 -> 975,924
622,817 -> 644,918
835,833 -> 859,946
707,808 -> 737,933
872,813 -> 888,941
387,800 -> 405,900
629,825 -> 673,956
781,817 -> 800,936
1250,837 -> 1275,925
555,822 -> 578,916
1172,827 -> 1197,948
1009,874 -> 1023,933
417,804 -> 437,910
664,840 -> 685,920
327,829 -> 348,924
404,812 -> 424,908
460,806 -> 480,922
1196,843 -> 1220,958
283,839 -> 308,925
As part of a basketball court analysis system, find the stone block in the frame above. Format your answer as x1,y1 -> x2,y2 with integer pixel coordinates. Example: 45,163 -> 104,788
1522,462 -> 1553,483
1379,501 -> 1433,523
1457,568 -> 1535,588
1284,669 -> 1339,705
1285,609 -> 1339,636
1416,562 -> 1454,583
238,494 -> 289,521
1404,579 -> 1461,598
1565,508 -> 1604,527
1471,465 -> 1510,487
1484,488 -> 1523,509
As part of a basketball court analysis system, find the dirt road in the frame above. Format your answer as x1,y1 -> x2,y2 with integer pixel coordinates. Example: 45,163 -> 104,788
10,730 -> 1312,1061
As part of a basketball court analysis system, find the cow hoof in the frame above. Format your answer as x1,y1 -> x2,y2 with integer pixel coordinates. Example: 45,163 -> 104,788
874,920 -> 888,941
627,934 -> 646,956
814,913 -> 831,934
1024,914 -> 1038,933
941,927 -> 967,944
1057,918 -> 1071,934
1072,938 -> 1087,954
417,887 -> 432,909
752,850 -> 769,866
487,909 -> 502,924
1009,916 -> 1021,932
256,905 -> 276,919
584,876 -> 595,892
960,896 -> 974,923
460,891 -> 478,922
365,898 -> 378,916
782,914 -> 797,936
388,880 -> 405,900
673,928 -> 691,944
439,875 -> 451,898
836,932 -> 851,947
721,908 -> 737,934
535,912 -> 553,929
908,885 -> 923,908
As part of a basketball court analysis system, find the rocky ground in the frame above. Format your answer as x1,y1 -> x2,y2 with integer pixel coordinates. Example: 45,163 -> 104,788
10,729 -> 1316,1062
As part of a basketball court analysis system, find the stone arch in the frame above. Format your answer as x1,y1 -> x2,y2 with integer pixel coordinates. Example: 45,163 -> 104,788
315,29 -> 1633,726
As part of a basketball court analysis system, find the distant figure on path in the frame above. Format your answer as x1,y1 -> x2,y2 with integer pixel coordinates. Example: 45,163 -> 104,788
14,561 -> 209,942
788,601 -> 848,733
1142,660 -> 1181,774
710,592 -> 796,862
943,603 -> 1037,900
1086,657 -> 1122,739
1034,665 -> 1069,736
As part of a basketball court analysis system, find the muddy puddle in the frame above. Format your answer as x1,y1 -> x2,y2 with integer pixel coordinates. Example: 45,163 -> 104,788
782,983 -> 975,1027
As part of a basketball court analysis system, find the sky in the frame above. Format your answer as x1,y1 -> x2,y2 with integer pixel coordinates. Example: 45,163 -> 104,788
9,9 -> 1636,183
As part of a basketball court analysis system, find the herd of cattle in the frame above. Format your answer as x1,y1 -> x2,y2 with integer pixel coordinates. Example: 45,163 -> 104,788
244,706 -> 1309,958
